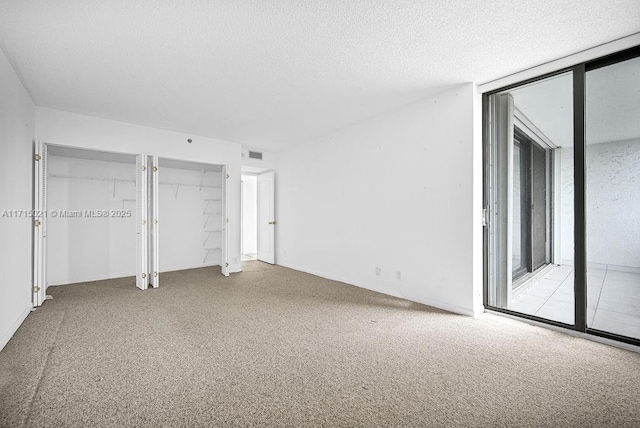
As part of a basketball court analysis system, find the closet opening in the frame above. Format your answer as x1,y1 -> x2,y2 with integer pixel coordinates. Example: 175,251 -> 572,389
32,145 -> 231,306
155,158 -> 229,283
45,145 -> 138,290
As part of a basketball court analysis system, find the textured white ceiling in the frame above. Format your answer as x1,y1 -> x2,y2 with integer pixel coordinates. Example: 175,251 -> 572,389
1,1 -> 639,152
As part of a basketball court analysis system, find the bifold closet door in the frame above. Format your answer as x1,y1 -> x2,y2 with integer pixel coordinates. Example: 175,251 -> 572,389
221,165 -> 230,276
32,140 -> 48,307
150,156 -> 160,288
136,154 -> 148,290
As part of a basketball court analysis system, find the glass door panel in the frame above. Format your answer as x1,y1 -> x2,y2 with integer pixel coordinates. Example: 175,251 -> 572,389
487,72 -> 574,324
585,55 -> 640,340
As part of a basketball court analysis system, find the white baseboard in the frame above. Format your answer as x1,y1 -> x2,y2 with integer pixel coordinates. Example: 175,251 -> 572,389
473,304 -> 486,318
160,262 -> 220,273
0,305 -> 31,352
47,270 -> 136,286
48,262 -> 230,286
277,262 -> 475,317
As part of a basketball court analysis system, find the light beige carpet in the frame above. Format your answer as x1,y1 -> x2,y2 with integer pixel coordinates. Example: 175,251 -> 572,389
1,262 -> 639,427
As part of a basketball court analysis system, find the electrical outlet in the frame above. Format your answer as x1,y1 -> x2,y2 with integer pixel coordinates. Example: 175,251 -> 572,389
375,267 -> 381,276
396,271 -> 402,281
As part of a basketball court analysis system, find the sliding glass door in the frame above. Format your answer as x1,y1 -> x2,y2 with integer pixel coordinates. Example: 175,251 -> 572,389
485,72 -> 574,325
484,45 -> 640,345
585,55 -> 640,340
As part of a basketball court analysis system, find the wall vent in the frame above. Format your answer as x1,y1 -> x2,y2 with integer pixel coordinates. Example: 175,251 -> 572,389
248,151 -> 263,160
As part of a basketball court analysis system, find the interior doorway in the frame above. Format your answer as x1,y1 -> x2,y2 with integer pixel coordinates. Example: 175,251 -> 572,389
241,169 -> 276,264
241,174 -> 258,261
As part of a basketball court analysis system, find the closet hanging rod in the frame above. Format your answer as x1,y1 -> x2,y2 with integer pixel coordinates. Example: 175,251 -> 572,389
159,181 -> 221,189
48,174 -> 135,184
48,175 -> 221,189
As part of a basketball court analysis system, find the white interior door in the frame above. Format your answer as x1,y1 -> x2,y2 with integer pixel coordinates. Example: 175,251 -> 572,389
221,166 -> 230,276
150,156 -> 160,288
257,171 -> 275,264
32,141 -> 47,307
136,154 -> 148,290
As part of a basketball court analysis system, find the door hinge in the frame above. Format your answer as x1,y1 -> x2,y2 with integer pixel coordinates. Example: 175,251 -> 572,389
482,208 -> 488,227
33,286 -> 41,293
34,154 -> 41,161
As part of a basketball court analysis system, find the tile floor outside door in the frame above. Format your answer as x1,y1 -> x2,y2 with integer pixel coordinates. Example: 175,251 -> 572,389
512,265 -> 640,340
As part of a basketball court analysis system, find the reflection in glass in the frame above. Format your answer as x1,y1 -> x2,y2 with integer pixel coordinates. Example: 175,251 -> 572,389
512,141 -> 525,279
586,56 -> 640,340
487,72 -> 574,324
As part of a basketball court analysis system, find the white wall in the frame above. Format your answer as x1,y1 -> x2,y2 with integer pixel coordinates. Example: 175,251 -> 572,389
35,107 -> 243,273
241,147 -> 277,172
0,49 -> 35,351
159,167 -> 223,272
242,175 -> 258,255
46,156 -> 137,285
562,139 -> 640,270
276,84 -> 481,316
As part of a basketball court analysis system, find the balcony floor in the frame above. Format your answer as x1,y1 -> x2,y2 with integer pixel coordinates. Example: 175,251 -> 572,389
512,265 -> 640,340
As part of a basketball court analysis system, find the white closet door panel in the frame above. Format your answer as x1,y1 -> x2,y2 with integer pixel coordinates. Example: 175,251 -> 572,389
257,171 -> 275,265
136,154 -> 148,290
151,156 -> 160,288
32,141 -> 48,306
221,166 -> 229,276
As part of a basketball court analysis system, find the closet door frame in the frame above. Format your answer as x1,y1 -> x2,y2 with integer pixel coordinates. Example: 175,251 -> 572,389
154,157 -> 230,277
32,143 -> 146,297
